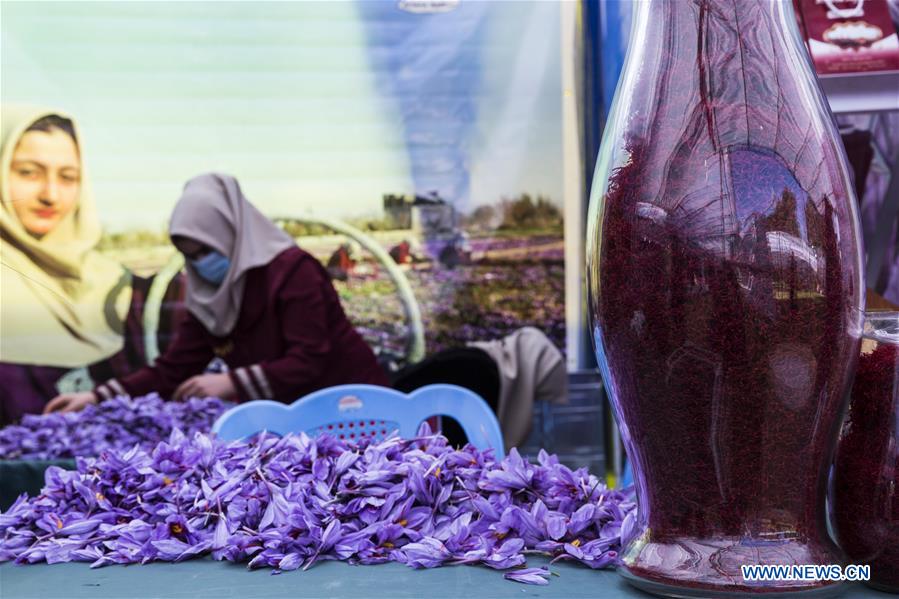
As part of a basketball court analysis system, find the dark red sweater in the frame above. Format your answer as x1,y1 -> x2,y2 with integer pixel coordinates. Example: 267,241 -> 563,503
95,247 -> 389,403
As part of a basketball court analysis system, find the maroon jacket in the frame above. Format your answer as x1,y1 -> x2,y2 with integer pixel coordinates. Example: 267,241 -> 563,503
95,247 -> 389,403
0,273 -> 188,426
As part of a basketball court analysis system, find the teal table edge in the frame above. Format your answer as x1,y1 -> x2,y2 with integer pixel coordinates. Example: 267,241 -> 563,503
0,556 -> 886,599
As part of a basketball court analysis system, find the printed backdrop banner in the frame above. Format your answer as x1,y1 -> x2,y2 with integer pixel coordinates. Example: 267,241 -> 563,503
0,1 -> 566,399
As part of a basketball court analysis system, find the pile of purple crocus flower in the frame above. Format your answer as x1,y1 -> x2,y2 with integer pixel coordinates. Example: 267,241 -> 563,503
0,395 -> 229,460
0,426 -> 635,584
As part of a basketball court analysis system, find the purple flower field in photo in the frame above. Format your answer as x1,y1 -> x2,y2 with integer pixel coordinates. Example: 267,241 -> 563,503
338,237 -> 565,362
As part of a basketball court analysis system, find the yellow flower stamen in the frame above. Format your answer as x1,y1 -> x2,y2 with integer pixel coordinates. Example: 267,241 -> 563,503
383,542 -> 395,549
95,493 -> 105,502
434,467 -> 442,478
170,523 -> 184,535
163,476 -> 173,486
397,519 -> 407,527
56,518 -> 63,529
571,539 -> 581,548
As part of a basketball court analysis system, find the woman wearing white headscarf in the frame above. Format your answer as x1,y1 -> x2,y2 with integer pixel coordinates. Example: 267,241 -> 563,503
0,106 -> 153,425
46,173 -> 389,413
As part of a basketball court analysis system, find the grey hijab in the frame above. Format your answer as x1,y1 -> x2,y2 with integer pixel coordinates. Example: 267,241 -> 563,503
169,173 -> 295,336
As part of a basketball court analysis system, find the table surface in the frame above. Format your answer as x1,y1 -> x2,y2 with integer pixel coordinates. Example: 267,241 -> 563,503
0,556 -> 889,599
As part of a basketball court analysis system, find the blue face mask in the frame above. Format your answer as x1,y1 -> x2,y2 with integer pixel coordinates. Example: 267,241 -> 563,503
192,251 -> 230,286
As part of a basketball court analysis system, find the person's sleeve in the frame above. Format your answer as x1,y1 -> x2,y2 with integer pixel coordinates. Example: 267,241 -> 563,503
228,261 -> 330,402
94,312 -> 214,401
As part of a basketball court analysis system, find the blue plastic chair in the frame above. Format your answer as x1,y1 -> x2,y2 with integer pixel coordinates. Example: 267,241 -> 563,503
212,383 -> 505,458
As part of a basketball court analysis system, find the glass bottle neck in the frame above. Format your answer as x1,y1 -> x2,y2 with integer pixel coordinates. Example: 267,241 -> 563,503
614,0 -> 832,193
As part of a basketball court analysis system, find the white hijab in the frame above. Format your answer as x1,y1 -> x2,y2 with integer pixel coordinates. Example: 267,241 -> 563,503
169,173 -> 295,337
0,106 -> 131,366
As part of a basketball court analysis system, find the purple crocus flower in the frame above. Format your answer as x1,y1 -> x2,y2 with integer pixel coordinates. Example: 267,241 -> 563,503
0,395 -> 229,460
504,567 -> 552,585
479,448 -> 534,492
481,538 -> 526,570
1,410 -> 637,586
399,537 -> 451,568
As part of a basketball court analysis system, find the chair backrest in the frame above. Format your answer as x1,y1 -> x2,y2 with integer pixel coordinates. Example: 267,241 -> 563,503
212,383 -> 505,458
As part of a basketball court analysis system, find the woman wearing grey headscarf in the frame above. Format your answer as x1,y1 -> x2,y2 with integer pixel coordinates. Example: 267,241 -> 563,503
46,173 -> 389,413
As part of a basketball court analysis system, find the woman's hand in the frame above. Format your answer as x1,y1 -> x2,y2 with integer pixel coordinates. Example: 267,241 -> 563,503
43,392 -> 98,415
173,373 -> 236,401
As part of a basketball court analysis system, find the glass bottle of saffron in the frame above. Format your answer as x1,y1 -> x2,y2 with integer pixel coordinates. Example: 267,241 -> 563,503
832,312 -> 899,593
586,0 -> 865,596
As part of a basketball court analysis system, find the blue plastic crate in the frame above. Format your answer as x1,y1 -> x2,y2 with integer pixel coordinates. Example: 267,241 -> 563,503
518,370 -> 605,475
